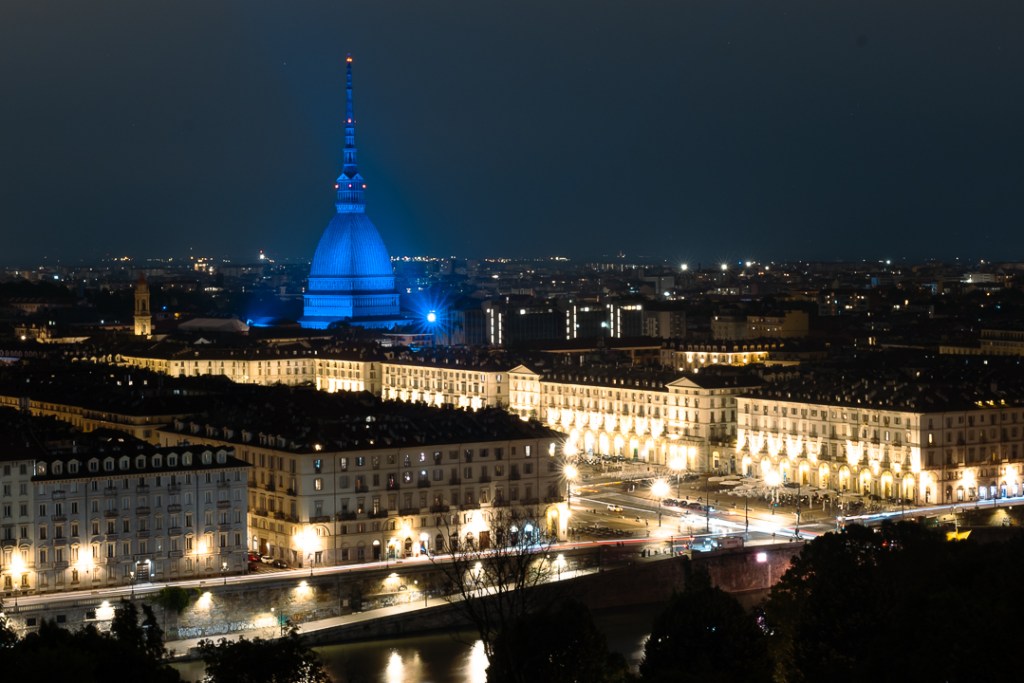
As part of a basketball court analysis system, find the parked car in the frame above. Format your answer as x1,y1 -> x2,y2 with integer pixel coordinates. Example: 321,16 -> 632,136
247,552 -> 260,563
607,504 -> 623,513
272,559 -> 288,569
260,555 -> 273,564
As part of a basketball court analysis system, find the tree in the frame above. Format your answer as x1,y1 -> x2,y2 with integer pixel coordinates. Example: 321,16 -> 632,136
111,599 -> 167,661
197,623 -> 331,683
487,598 -> 634,683
640,566 -> 771,683
0,617 -> 180,683
431,505 -> 556,671
762,521 -> 984,683
0,598 -> 17,649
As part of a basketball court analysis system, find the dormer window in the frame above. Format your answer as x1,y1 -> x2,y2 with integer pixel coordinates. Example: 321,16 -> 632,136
167,453 -> 178,467
182,452 -> 192,466
104,458 -> 115,472
119,456 -> 131,471
135,456 -> 147,470
152,455 -> 162,469
201,451 -> 212,465
88,459 -> 99,473
216,451 -> 227,464
36,462 -> 48,476
68,461 -> 79,474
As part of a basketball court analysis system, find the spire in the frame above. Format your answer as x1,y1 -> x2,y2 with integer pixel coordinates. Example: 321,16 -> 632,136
335,54 -> 366,214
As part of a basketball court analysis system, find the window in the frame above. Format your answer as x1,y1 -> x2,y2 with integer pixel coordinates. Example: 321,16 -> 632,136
314,478 -> 323,491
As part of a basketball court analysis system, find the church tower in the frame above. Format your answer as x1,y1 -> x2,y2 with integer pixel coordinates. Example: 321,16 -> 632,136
300,55 -> 403,330
134,273 -> 152,337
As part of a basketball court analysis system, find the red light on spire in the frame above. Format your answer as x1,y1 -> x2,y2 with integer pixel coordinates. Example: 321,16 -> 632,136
346,56 -> 353,63
334,184 -> 339,189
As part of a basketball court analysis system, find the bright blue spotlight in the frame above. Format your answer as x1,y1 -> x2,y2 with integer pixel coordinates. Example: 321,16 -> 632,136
426,310 -> 437,324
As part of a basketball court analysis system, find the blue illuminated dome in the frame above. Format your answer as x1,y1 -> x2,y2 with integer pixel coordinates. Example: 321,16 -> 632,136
301,55 -> 403,330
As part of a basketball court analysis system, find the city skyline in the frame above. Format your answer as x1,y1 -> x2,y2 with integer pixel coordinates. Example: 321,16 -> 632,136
2,2 -> 1023,266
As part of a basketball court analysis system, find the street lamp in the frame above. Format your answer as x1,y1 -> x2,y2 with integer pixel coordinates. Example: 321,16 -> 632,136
668,456 -> 684,499
221,561 -> 228,586
652,478 -> 670,527
130,570 -> 137,598
563,463 -> 579,509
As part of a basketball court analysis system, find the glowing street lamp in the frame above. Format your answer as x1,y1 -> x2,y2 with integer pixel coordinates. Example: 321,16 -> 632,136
668,456 -> 685,498
563,463 -> 579,508
651,478 -> 670,527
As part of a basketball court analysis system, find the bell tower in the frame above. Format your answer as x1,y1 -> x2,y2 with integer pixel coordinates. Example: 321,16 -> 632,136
134,273 -> 152,337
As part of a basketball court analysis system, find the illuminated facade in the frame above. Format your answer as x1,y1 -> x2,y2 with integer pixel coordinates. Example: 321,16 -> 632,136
509,366 -> 755,471
659,342 -> 776,372
117,347 -> 316,386
159,418 -> 566,567
380,361 -> 508,410
300,56 -> 402,330
735,390 -> 1024,504
2,438 -> 248,595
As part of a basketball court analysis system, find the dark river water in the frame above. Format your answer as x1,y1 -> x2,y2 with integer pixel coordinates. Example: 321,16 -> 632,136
174,602 -> 666,683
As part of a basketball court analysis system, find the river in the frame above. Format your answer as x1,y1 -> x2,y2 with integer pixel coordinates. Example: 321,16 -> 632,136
174,602 -> 665,683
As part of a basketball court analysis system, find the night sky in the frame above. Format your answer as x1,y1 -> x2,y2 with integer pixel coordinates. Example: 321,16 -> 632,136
2,1 -> 1023,266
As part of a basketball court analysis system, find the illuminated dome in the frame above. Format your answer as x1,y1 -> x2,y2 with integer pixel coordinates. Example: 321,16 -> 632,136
301,55 -> 402,330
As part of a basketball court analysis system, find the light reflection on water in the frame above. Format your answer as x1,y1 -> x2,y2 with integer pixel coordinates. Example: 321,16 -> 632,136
174,603 -> 664,683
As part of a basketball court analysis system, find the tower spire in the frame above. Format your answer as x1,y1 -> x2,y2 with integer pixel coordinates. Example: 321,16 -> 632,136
335,54 -> 366,214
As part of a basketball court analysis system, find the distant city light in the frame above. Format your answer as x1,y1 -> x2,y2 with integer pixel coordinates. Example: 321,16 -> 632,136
426,310 -> 437,324
720,263 -> 728,271
680,263 -> 688,271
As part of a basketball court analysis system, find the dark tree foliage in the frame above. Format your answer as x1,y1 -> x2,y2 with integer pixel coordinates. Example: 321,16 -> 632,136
197,623 -> 331,683
0,599 -> 17,648
487,598 -> 634,683
153,585 -> 198,614
640,566 -> 772,683
0,615 -> 180,683
764,522 -> 1024,683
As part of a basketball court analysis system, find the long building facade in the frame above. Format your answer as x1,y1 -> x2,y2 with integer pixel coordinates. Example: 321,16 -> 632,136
157,413 -> 567,568
1,414 -> 249,597
735,375 -> 1024,504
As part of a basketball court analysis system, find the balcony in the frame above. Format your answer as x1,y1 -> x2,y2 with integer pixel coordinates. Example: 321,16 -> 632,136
264,483 -> 276,492
168,526 -> 182,536
336,511 -> 357,521
417,480 -> 431,488
216,500 -> 231,509
167,504 -> 182,514
309,515 -> 331,523
459,502 -> 481,511
398,507 -> 419,516
51,514 -> 67,522
429,504 -> 450,513
103,510 -> 119,518
136,507 -> 150,516
168,550 -> 183,559
354,485 -> 369,494
368,509 -> 390,519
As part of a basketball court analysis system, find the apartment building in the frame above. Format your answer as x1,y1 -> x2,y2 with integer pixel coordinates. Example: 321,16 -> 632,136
0,410 -> 249,597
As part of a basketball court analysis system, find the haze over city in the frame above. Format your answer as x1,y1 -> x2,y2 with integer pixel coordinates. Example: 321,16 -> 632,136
2,1 -> 1023,266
